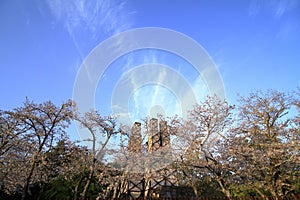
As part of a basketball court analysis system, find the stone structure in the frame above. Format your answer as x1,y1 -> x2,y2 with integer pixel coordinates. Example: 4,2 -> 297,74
116,118 -> 181,199
128,122 -> 142,153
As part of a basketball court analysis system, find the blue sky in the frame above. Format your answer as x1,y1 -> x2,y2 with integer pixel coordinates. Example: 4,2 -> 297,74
1,0 -> 300,136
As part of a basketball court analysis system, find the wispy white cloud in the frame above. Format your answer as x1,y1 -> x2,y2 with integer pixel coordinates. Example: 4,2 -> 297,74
248,0 -> 261,17
191,76 -> 209,103
121,55 -> 135,72
151,66 -> 167,106
44,0 -> 135,89
248,0 -> 299,18
45,0 -> 133,61
276,19 -> 300,41
46,0 -> 132,36
129,65 -> 201,121
272,0 -> 298,18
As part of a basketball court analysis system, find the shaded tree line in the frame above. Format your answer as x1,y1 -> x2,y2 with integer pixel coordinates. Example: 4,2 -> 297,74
0,89 -> 299,199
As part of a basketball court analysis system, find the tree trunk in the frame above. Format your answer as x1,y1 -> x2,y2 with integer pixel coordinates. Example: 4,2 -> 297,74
22,160 -> 36,200
191,182 -> 199,197
216,177 -> 231,199
270,188 -> 280,200
254,187 -> 266,199
81,164 -> 95,200
74,174 -> 85,200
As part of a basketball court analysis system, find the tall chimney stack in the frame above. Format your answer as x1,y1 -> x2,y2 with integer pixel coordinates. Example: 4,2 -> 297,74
128,122 -> 142,153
